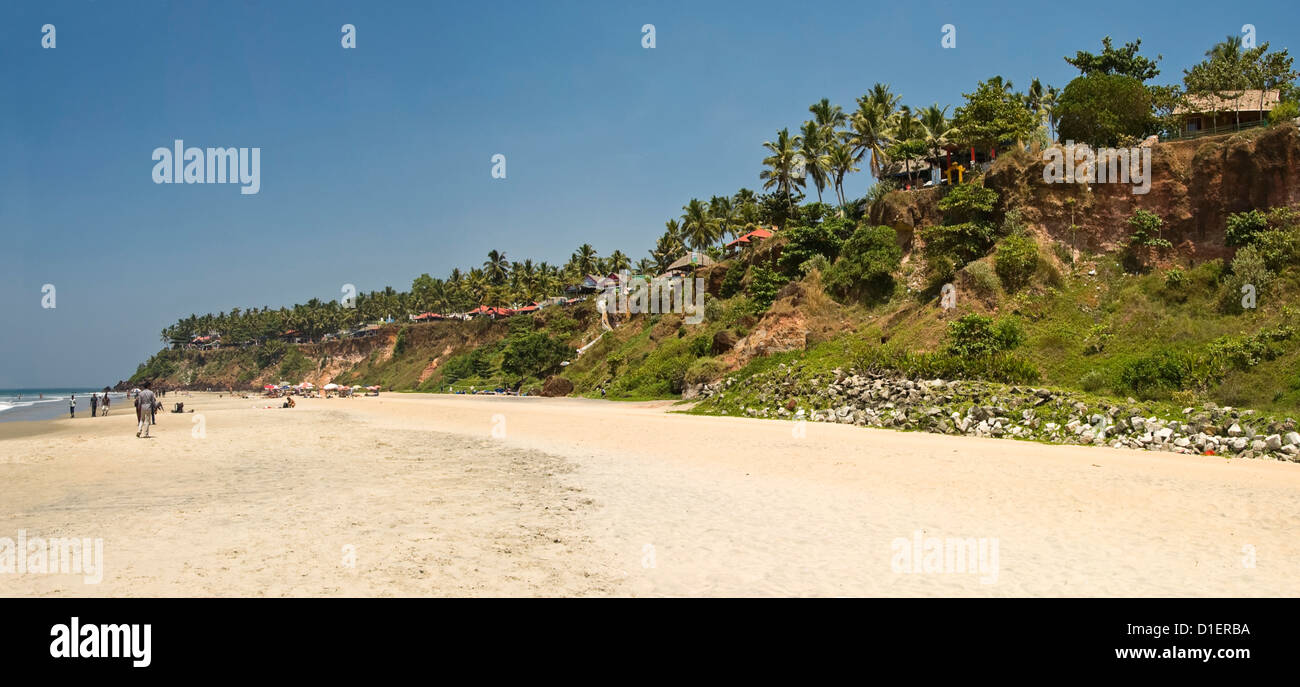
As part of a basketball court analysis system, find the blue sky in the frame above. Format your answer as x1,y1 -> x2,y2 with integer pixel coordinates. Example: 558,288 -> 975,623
1,0 -> 1296,387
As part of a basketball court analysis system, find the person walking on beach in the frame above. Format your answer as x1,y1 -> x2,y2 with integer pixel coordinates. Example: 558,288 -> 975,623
135,383 -> 157,438
68,394 -> 76,418
90,393 -> 98,417
101,392 -> 110,416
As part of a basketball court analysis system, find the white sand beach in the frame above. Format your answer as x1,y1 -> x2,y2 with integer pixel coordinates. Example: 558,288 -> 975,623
2,392 -> 1298,597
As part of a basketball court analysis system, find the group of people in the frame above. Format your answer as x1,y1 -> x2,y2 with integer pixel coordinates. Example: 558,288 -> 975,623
66,385 -> 161,438
68,392 -> 111,418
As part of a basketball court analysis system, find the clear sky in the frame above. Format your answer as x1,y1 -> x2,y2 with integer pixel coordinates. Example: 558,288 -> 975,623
2,0 -> 1296,387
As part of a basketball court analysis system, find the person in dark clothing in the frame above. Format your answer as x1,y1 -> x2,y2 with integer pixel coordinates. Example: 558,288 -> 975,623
90,394 -> 98,417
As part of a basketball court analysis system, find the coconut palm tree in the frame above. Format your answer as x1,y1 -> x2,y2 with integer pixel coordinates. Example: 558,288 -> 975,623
483,250 -> 508,285
607,250 -> 631,273
571,243 -> 599,277
827,141 -> 859,207
709,195 -> 738,244
759,128 -> 805,215
681,198 -> 717,252
733,188 -> 760,225
844,98 -> 894,182
889,105 -> 926,184
798,120 -> 833,203
918,103 -> 955,178
809,98 -> 847,136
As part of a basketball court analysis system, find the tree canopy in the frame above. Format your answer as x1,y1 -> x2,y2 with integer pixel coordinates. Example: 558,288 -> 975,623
1065,37 -> 1161,81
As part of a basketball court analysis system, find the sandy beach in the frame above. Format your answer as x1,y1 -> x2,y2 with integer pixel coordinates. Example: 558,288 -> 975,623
2,392 -> 1298,597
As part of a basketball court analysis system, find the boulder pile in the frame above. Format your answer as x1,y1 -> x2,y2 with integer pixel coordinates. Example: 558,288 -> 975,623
698,364 -> 1300,462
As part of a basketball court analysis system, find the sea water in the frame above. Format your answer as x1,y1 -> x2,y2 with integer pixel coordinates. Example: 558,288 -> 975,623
0,389 -> 129,423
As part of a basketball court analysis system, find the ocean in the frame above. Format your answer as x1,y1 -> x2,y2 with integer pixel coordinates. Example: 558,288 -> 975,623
0,388 -> 131,424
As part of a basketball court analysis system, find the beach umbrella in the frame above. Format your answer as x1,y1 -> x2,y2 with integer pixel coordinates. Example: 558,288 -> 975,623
323,383 -> 339,390
301,382 -> 315,388
263,384 -> 276,389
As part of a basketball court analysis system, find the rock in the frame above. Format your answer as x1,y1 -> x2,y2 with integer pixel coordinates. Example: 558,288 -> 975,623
1285,432 -> 1300,446
1228,423 -> 1244,437
540,376 -> 575,397
1265,434 -> 1283,450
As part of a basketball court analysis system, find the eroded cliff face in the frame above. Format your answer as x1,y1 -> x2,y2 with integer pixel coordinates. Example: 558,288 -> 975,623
874,124 -> 1300,262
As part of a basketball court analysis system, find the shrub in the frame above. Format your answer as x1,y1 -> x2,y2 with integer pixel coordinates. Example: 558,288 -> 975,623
1251,225 -> 1300,271
747,266 -> 788,309
863,179 -> 898,208
799,254 -> 831,276
945,314 -> 1024,357
938,184 -> 998,224
777,223 -> 843,276
1225,210 -> 1268,247
962,261 -> 1000,298
688,335 -> 712,358
1082,324 -> 1112,355
1163,268 -> 1184,288
1127,209 -> 1170,248
1117,350 -> 1195,399
720,263 -> 746,298
684,358 -> 727,385
923,253 -> 957,295
994,233 -> 1039,291
278,348 -> 314,380
1078,369 -> 1109,392
502,331 -> 570,380
823,225 -> 902,304
1219,245 -> 1273,313
1269,101 -> 1299,125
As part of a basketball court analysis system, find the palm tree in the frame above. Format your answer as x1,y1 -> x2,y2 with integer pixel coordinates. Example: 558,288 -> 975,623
607,250 -> 631,273
483,250 -> 508,285
681,198 -> 717,252
918,103 -> 954,179
798,120 -> 833,203
709,195 -> 738,244
635,257 -> 655,275
733,188 -> 760,226
889,105 -> 925,184
759,128 -> 805,215
571,243 -> 599,277
827,141 -> 859,207
809,98 -> 847,136
866,82 -> 901,114
844,97 -> 894,182
1040,86 -> 1060,141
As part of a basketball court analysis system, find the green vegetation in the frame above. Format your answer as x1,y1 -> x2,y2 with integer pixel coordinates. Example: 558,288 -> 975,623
1056,73 -> 1153,145
994,232 -> 1039,292
823,225 -> 902,304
